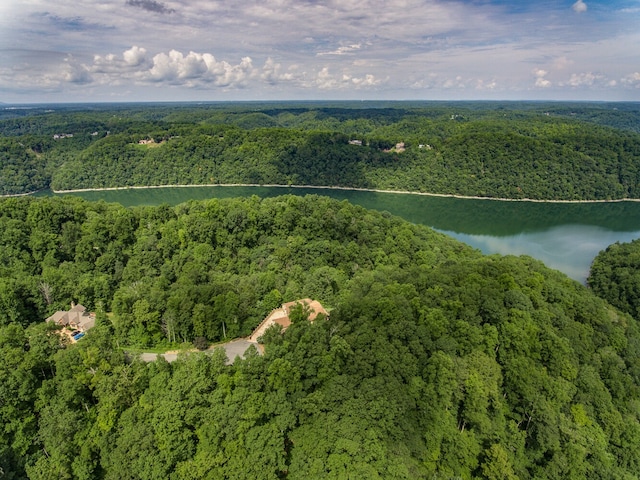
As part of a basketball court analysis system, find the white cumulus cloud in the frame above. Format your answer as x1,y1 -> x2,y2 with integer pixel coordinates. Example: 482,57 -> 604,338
208,56 -> 255,88
148,50 -> 211,82
475,79 -> 497,90
621,72 -> 640,87
93,46 -> 152,75
60,56 -> 93,84
348,73 -> 381,87
564,72 -> 604,87
533,69 -> 551,88
261,57 -> 294,84
312,67 -> 381,90
572,0 -> 588,14
123,46 -> 148,66
315,67 -> 339,90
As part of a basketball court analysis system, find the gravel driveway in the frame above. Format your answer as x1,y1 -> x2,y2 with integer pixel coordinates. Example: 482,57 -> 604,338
138,338 -> 260,364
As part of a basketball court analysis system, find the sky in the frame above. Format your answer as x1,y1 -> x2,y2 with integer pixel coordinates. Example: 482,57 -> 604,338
1,0 -> 639,103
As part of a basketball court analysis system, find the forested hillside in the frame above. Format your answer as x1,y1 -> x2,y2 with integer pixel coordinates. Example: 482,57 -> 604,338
589,238 -> 640,320
2,102 -> 640,200
0,138 -> 49,196
1,195 -> 640,478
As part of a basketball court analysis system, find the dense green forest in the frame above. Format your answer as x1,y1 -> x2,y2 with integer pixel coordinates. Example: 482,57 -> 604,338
1,195 -> 640,478
589,238 -> 640,320
2,102 -> 640,200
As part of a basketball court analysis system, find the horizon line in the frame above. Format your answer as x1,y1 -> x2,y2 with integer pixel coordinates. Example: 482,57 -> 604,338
3,99 -> 640,106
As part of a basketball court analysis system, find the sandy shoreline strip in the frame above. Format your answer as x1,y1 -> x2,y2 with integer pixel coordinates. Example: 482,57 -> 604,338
0,189 -> 45,198
5,183 -> 640,204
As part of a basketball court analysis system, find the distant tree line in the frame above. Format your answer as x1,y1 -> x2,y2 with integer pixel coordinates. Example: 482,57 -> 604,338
2,103 -> 640,199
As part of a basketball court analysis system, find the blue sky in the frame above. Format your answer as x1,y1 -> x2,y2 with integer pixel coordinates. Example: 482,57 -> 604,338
1,0 -> 639,103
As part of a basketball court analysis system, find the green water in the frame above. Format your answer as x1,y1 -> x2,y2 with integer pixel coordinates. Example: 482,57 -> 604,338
39,186 -> 640,282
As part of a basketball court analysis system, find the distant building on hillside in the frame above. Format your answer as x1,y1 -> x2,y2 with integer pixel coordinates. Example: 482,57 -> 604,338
383,141 -> 406,153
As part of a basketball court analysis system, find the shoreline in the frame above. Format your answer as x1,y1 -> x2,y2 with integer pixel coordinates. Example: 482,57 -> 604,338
44,183 -> 640,204
0,188 -> 46,198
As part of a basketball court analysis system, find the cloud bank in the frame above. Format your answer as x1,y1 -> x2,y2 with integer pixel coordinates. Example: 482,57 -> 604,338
0,0 -> 638,101
2,46 -> 383,95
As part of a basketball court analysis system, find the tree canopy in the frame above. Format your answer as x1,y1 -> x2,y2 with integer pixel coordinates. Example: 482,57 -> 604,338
2,102 -> 640,200
1,194 -> 640,478
589,238 -> 640,320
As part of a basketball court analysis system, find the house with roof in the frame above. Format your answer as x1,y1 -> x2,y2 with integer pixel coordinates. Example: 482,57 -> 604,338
249,298 -> 328,342
46,302 -> 96,335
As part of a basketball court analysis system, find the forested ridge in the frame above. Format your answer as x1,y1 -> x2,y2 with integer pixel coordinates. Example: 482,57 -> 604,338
2,102 -> 640,200
589,238 -> 640,320
2,195 -> 640,479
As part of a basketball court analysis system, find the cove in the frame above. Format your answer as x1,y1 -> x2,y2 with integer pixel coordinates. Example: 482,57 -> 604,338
38,186 -> 640,283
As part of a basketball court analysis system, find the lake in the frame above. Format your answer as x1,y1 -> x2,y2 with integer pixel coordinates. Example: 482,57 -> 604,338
40,186 -> 640,283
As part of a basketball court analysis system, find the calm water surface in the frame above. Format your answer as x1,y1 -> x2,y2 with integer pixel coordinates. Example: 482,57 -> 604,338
40,186 -> 640,283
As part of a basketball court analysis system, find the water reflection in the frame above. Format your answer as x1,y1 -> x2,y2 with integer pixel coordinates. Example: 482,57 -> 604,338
444,225 -> 640,282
